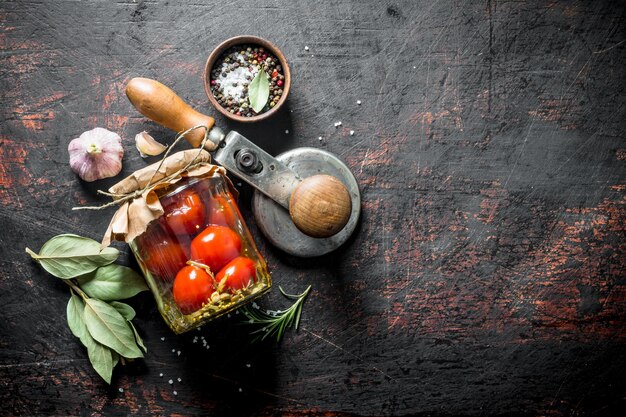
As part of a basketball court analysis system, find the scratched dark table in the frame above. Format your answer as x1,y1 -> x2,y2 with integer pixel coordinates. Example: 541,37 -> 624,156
1,0 -> 625,416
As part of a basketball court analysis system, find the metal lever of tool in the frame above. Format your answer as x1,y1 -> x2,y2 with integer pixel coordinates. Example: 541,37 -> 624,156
125,77 -> 352,239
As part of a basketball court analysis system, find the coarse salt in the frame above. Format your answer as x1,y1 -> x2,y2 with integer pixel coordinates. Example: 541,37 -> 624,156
219,65 -> 257,102
161,337 -> 165,341
118,388 -> 124,393
318,136 -> 323,141
177,378 -> 182,382
168,379 -> 173,384
350,130 -> 355,136
356,100 -> 362,105
159,373 -> 163,377
285,129 -> 289,134
173,391 -> 178,396
334,121 -> 342,128
304,46 -> 309,51
177,350 -> 181,356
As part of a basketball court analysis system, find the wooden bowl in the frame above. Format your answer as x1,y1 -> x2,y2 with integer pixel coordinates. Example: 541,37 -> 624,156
203,36 -> 291,123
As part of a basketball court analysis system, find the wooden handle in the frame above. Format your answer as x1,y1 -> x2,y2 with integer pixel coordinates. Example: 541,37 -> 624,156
289,175 -> 352,238
126,77 -> 216,149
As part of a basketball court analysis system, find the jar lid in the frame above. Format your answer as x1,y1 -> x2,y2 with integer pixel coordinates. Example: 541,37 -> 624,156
109,149 -> 212,195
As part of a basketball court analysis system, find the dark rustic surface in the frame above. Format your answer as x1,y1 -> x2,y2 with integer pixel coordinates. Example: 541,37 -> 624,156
1,0 -> 625,416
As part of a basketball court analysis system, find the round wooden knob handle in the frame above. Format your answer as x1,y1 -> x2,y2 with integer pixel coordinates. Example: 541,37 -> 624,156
289,175 -> 352,238
126,77 -> 216,149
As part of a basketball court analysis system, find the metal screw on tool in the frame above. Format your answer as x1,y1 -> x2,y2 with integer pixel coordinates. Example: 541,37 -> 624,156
235,148 -> 262,174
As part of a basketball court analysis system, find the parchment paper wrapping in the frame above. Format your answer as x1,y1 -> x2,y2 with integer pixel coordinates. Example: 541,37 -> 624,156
102,149 -> 234,247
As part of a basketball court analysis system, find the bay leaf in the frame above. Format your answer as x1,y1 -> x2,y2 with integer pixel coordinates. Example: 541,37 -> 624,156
78,264 -> 147,301
248,69 -> 270,113
26,234 -> 118,279
66,292 -> 87,340
111,351 -> 119,368
109,301 -> 136,321
129,321 -> 147,353
87,339 -> 114,384
83,298 -> 143,359
66,293 -> 117,384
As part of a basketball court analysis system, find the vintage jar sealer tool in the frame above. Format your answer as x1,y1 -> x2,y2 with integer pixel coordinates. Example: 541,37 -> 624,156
126,78 -> 360,257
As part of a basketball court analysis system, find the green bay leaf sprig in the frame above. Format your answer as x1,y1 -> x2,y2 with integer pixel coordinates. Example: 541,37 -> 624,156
26,233 -> 148,384
248,67 -> 270,113
241,285 -> 311,343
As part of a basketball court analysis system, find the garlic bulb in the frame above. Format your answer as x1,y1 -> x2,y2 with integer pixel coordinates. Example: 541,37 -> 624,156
68,127 -> 124,182
135,131 -> 167,157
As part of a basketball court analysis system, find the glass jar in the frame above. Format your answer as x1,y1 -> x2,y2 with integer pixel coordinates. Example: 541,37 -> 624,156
129,171 -> 271,334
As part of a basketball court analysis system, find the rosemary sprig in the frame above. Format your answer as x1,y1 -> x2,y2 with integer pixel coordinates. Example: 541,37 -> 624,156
241,285 -> 312,343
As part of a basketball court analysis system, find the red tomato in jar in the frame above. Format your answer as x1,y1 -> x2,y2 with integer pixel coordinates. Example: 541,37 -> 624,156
140,233 -> 188,281
173,265 -> 215,314
215,256 -> 257,292
190,225 -> 242,273
161,190 -> 206,236
207,196 -> 237,227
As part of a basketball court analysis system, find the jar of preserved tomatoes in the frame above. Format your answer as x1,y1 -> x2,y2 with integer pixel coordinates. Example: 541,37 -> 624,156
102,149 -> 271,333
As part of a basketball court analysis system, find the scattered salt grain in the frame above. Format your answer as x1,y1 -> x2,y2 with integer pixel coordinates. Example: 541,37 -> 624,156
350,130 -> 355,136
159,373 -> 163,377
168,379 -> 173,385
238,388 -> 243,393
334,121 -> 342,128
356,100 -> 362,105
413,66 -> 416,69
285,129 -> 289,134
304,46 -> 309,51
177,350 -> 181,356
318,136 -> 323,141
246,363 -> 251,368
172,349 -> 175,353
197,326 -> 202,331
118,388 -> 124,393
177,378 -> 182,382
161,337 -> 165,341
173,391 -> 178,396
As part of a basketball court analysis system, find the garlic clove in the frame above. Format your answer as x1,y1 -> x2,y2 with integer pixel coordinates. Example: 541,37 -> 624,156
135,131 -> 167,157
68,127 -> 124,182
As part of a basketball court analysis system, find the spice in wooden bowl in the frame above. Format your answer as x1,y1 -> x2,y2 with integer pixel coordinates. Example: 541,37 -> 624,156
204,36 -> 291,123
